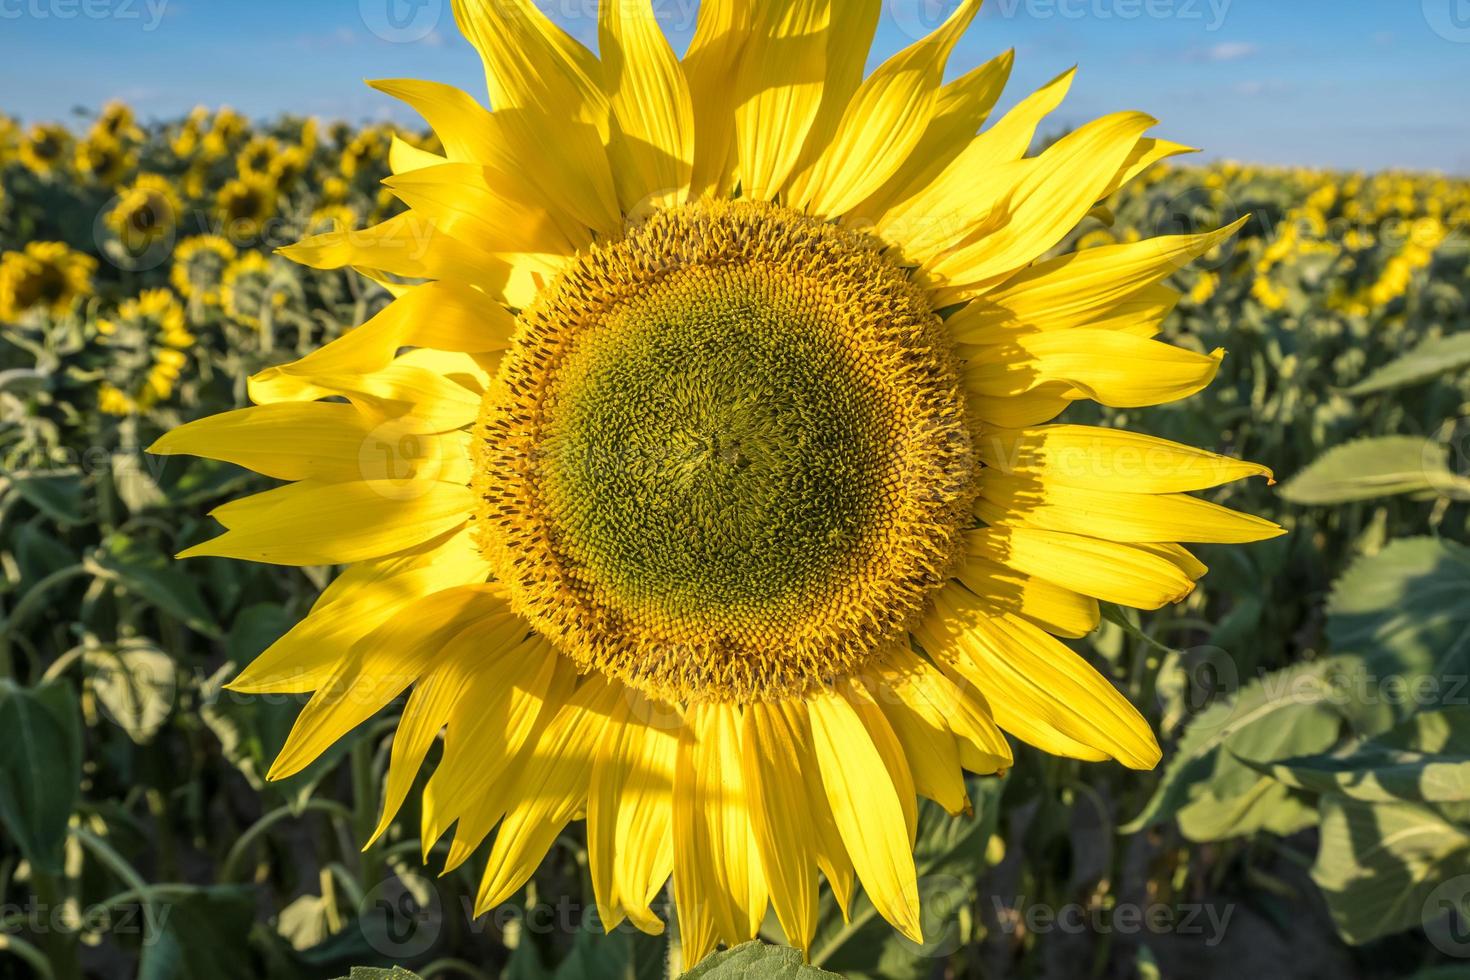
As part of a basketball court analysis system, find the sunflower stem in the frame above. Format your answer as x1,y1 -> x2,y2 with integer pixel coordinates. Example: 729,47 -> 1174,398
351,737 -> 384,891
27,869 -> 80,980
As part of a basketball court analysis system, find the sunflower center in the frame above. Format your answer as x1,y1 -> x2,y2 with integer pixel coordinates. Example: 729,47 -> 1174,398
473,200 -> 977,703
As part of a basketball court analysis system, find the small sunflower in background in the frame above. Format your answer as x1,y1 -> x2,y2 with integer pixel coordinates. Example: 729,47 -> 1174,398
305,205 -> 357,238
236,135 -> 281,178
171,235 -> 237,307
319,176 -> 350,205
270,144 -> 311,188
107,173 -> 184,251
155,0 -> 1282,966
337,130 -> 385,179
74,132 -> 136,185
0,241 -> 96,321
215,173 -> 277,244
170,105 -> 210,158
18,122 -> 71,177
221,250 -> 288,331
0,115 -> 18,165
95,288 -> 194,416
94,100 -> 144,144
201,107 -> 248,162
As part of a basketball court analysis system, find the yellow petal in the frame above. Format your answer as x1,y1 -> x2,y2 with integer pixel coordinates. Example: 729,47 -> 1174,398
850,48 -> 1014,223
954,553 -> 1100,637
683,0 -> 750,198
794,0 -> 981,219
918,594 -> 1161,769
247,280 -> 514,404
600,0 -> 694,211
588,692 -> 678,936
474,675 -> 623,913
369,76 -> 619,236
226,529 -> 486,694
733,0 -> 838,202
383,162 -> 582,263
945,220 -> 1247,345
426,638 -> 573,865
150,402 -> 377,482
977,423 -> 1274,492
966,525 -> 1198,611
388,135 -> 445,175
267,584 -> 514,779
976,472 -> 1287,544
180,478 -> 473,566
877,67 -> 1075,256
868,667 -> 968,815
930,111 -> 1158,294
807,686 -> 922,943
674,702 -> 767,948
962,330 -> 1225,408
279,211 -> 514,293
369,615 -> 528,844
742,700 -> 821,951
267,349 -> 485,434
451,0 -> 605,132
879,644 -> 1013,776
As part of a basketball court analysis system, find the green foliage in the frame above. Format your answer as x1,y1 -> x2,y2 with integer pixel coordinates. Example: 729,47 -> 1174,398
680,943 -> 839,979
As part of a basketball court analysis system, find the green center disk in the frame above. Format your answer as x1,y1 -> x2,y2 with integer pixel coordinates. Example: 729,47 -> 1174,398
535,264 -> 893,638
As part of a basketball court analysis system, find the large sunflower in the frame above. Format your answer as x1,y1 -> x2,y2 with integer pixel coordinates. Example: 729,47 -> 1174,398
152,0 -> 1282,964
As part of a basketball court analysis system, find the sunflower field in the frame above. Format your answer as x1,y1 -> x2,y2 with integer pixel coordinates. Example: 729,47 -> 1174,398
2,71 -> 1470,980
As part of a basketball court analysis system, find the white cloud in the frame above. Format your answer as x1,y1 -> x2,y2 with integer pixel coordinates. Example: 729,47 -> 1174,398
1194,41 -> 1261,62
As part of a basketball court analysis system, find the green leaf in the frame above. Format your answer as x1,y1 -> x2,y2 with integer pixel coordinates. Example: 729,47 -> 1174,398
1256,706 -> 1470,804
1311,796 -> 1470,945
1176,774 -> 1320,841
1326,537 -> 1470,733
83,638 -> 177,744
138,885 -> 258,980
680,942 -> 840,979
7,472 -> 85,525
334,969 -> 423,980
1280,436 -> 1458,505
0,679 -> 83,873
1345,332 -> 1470,394
89,533 -> 221,638
111,451 -> 168,513
1121,660 -> 1340,837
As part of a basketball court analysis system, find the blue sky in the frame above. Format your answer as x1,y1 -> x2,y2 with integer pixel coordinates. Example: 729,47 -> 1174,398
2,0 -> 1467,173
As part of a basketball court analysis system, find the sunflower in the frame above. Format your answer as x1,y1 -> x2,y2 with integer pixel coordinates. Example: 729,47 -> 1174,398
237,135 -> 282,178
214,173 -> 277,243
171,234 -> 238,306
18,123 -> 71,176
220,251 -> 285,329
152,0 -> 1282,965
95,100 -> 144,143
74,132 -> 135,185
0,241 -> 96,321
270,144 -> 312,187
107,173 -> 184,250
95,288 -> 194,415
